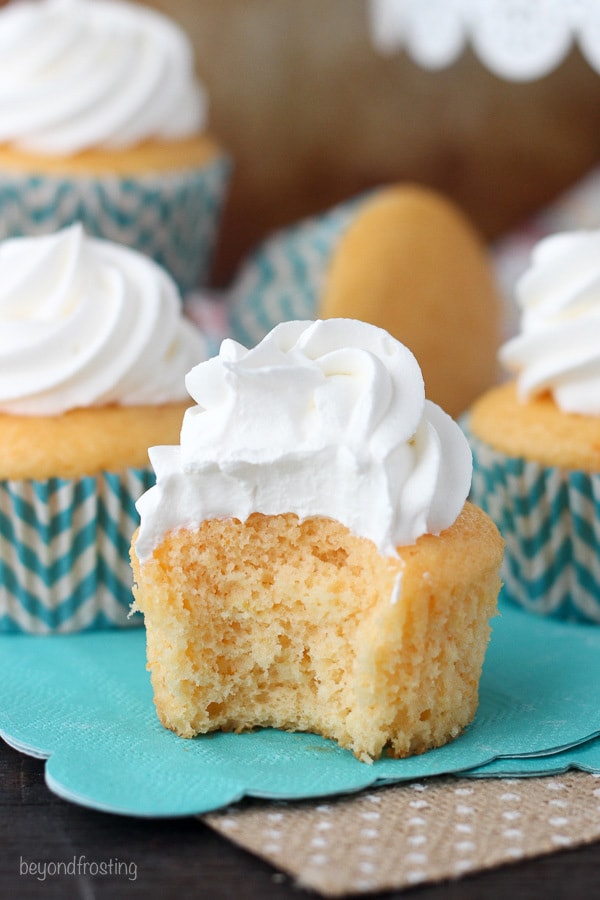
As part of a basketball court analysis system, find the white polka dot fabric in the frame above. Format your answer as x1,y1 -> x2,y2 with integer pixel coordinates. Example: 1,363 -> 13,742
204,773 -> 600,896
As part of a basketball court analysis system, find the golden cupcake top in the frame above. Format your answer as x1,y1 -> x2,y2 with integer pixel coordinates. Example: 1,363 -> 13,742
468,229 -> 600,471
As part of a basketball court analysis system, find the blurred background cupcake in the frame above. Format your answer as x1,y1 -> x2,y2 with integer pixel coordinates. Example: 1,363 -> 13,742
0,223 -> 206,633
0,0 -> 231,295
227,184 -> 503,419
466,230 -> 600,624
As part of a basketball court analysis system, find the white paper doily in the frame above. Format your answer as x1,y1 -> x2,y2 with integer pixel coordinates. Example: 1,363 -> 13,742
369,0 -> 600,80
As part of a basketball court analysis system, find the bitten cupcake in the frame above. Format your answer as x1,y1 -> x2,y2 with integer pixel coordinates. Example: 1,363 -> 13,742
467,230 -> 600,623
0,0 -> 230,294
0,223 -> 206,633
131,319 -> 503,762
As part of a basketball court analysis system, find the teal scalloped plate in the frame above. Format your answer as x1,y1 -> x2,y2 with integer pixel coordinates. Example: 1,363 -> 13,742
0,599 -> 599,818
464,733 -> 600,779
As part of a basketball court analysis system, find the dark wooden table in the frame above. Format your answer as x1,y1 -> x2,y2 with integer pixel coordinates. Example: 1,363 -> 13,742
1,739 -> 599,899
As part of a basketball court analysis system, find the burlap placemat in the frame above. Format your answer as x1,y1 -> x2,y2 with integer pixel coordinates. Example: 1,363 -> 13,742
204,771 -> 600,896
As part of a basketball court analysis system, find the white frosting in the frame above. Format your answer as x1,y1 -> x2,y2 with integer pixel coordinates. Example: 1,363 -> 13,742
0,224 -> 206,415
499,230 -> 600,415
135,319 -> 472,560
0,0 -> 206,155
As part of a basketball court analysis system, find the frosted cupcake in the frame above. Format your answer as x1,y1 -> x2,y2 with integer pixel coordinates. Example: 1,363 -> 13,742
131,319 -> 503,762
0,0 -> 230,294
0,223 -> 206,633
467,230 -> 600,623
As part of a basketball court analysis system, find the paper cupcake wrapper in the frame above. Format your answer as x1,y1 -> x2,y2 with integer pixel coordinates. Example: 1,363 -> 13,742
465,420 -> 600,623
0,468 -> 155,634
229,195 -> 363,346
0,154 -> 231,295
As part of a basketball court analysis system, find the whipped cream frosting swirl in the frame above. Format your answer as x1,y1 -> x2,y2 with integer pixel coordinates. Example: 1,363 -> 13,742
500,230 -> 600,415
0,0 -> 206,155
0,224 -> 206,415
135,319 -> 472,560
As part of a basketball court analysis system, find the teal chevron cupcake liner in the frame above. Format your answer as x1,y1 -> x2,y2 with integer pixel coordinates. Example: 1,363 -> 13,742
0,468 -> 155,634
229,196 -> 363,346
465,421 -> 600,624
0,155 -> 231,294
